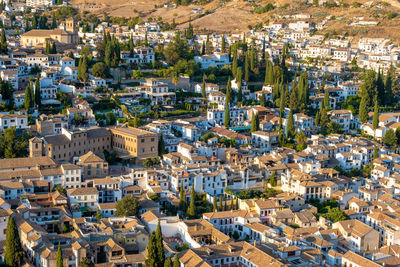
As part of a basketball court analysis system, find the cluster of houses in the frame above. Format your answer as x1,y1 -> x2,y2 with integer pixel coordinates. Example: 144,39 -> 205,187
0,0 -> 400,266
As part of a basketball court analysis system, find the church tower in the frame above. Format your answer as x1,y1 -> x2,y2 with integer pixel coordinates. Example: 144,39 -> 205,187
65,17 -> 77,33
29,137 -> 43,158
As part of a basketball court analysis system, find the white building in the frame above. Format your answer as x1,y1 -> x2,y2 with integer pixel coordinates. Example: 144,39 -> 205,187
0,113 -> 28,131
194,53 -> 230,69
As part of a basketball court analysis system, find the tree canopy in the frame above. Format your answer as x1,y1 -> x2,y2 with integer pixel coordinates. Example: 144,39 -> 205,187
115,195 -> 140,217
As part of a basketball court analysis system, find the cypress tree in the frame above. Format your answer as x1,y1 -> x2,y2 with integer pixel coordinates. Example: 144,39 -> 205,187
315,111 -> 320,126
279,88 -> 285,116
187,184 -> 196,218
0,29 -> 7,54
78,56 -> 89,85
24,84 -> 32,111
244,52 -> 249,82
105,42 -> 112,66
250,112 -> 259,133
230,198 -> 234,210
224,101 -> 230,127
250,48 -> 255,71
164,256 -> 172,267
226,77 -> 232,103
219,196 -> 223,211
35,73 -> 41,108
373,146 -> 379,160
376,69 -> 385,105
51,42 -> 57,54
373,98 -> 379,131
359,93 -> 369,124
232,47 -> 238,79
51,17 -> 57,29
289,85 -> 298,112
324,89 -> 329,109
221,35 -> 226,53
155,220 -> 165,266
287,110 -> 295,139
179,186 -> 186,212
265,60 -> 273,84
320,106 -> 329,130
145,232 -> 157,267
56,243 -> 63,267
259,93 -> 266,107
158,133 -> 165,156
202,74 -> 206,99
5,216 -> 23,267
45,41 -> 51,54
236,67 -> 242,102
224,199 -> 227,211
173,256 -> 180,267
201,41 -> 205,55
360,70 -> 377,106
384,69 -> 394,106
269,173 -> 277,186
235,198 -> 239,210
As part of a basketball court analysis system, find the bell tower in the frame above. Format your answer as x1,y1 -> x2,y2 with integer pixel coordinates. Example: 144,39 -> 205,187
65,17 -> 77,33
29,137 -> 43,158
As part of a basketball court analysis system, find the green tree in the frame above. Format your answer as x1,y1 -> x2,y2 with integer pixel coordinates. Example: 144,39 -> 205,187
186,184 -> 196,218
145,232 -> 158,267
250,112 -> 259,133
372,98 -> 379,132
320,106 -> 329,131
158,133 -> 166,156
179,186 -> 186,212
96,210 -> 102,221
324,89 -> 329,109
376,70 -> 385,105
0,29 -> 7,54
264,60 -> 273,84
219,196 -> 223,211
259,93 -> 266,107
91,62 -> 109,78
232,47 -> 238,79
115,195 -> 140,217
224,99 -> 230,127
5,216 -> 23,267
384,129 -> 397,148
221,35 -> 226,53
164,256 -> 172,267
315,111 -> 320,126
323,207 -> 349,223
56,243 -> 63,267
202,74 -> 206,99
34,73 -> 41,108
80,258 -> 94,267
360,70 -> 377,106
373,146 -> 379,160
359,94 -> 369,124
24,84 -> 33,111
384,69 -> 394,106
236,67 -> 243,103
173,256 -> 180,267
155,220 -> 165,266
269,173 -> 277,187
51,42 -> 57,54
244,52 -> 249,82
78,56 -> 89,85
286,110 -> 295,139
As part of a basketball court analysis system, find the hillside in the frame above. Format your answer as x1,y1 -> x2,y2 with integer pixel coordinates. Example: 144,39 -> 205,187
70,0 -> 400,41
